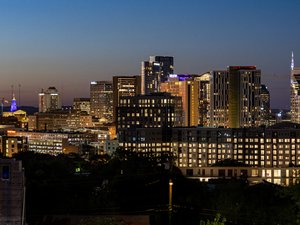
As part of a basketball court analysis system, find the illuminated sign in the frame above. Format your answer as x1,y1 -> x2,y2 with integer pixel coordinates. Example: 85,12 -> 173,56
7,130 -> 16,135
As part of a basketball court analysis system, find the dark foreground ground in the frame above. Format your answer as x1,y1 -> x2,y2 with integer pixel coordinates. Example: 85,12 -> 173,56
12,151 -> 300,225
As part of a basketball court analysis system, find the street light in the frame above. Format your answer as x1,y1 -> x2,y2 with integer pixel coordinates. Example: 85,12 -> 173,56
169,178 -> 173,212
168,178 -> 173,225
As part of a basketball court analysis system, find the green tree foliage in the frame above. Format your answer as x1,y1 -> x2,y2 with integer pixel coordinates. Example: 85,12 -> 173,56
78,217 -> 126,225
13,150 -> 300,225
199,214 -> 226,225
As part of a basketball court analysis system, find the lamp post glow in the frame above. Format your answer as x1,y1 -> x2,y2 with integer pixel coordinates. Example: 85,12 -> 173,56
168,178 -> 173,225
169,179 -> 173,212
169,179 -> 173,211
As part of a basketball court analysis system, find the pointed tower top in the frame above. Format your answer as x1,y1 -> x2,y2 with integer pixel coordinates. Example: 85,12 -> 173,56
291,51 -> 294,70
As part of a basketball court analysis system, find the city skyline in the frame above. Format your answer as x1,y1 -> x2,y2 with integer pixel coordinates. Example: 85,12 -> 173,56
0,0 -> 300,108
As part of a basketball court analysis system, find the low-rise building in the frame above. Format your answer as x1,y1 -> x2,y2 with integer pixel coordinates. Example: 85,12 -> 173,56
119,122 -> 300,185
0,136 -> 24,157
2,110 -> 28,129
73,98 -> 90,114
0,158 -> 25,225
7,130 -> 97,155
181,166 -> 300,186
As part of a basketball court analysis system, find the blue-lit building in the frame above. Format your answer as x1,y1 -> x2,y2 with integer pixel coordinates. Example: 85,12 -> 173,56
10,94 -> 17,112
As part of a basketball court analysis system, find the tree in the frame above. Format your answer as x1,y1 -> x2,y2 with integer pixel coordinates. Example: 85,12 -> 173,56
79,217 -> 126,225
199,214 -> 226,225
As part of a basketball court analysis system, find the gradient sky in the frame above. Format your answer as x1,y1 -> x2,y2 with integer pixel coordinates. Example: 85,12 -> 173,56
0,0 -> 300,109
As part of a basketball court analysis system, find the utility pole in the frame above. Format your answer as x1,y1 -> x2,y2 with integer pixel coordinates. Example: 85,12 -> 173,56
18,84 -> 21,107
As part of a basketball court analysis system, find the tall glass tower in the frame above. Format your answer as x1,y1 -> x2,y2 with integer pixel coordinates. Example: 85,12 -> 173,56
290,52 -> 300,123
141,56 -> 174,94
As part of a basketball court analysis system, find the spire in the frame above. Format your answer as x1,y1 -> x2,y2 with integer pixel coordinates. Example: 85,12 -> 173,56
291,51 -> 294,70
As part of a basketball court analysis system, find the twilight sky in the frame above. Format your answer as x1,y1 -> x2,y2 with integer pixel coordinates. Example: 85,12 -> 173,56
0,0 -> 299,109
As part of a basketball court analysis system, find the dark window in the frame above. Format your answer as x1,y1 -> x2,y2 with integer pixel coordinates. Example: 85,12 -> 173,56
186,169 -> 193,176
218,169 -> 225,177
228,169 -> 233,177
2,166 -> 10,180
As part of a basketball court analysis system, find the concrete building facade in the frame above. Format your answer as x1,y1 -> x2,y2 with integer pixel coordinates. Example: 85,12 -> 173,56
90,81 -> 113,123
38,87 -> 61,113
112,76 -> 141,122
0,158 -> 25,225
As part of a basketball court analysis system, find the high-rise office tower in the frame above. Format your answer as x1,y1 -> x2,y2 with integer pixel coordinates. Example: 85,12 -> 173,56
228,66 -> 261,128
117,92 -> 183,130
195,73 -> 211,126
160,74 -> 199,126
260,84 -> 271,125
38,87 -> 61,112
196,66 -> 261,128
196,71 -> 230,127
112,76 -> 141,122
290,52 -> 300,123
90,81 -> 113,122
141,56 -> 174,94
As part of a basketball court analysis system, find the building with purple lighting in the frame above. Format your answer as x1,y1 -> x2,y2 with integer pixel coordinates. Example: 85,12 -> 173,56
160,74 -> 199,126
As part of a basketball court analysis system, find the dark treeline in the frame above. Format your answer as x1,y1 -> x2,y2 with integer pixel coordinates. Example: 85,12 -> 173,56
12,150 -> 300,225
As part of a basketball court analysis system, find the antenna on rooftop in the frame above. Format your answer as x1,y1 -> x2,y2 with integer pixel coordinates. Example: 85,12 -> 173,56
18,84 -> 21,107
291,51 -> 294,70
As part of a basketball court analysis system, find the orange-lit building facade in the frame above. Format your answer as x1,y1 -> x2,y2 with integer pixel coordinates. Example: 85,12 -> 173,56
160,74 -> 199,126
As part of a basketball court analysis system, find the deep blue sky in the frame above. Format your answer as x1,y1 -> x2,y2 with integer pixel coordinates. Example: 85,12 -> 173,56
0,0 -> 299,108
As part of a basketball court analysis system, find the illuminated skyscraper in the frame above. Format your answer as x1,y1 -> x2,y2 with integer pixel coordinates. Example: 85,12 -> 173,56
196,66 -> 261,128
160,74 -> 199,126
228,66 -> 261,128
260,84 -> 271,125
290,52 -> 300,123
38,87 -> 61,112
112,76 -> 141,122
195,73 -> 211,126
141,56 -> 174,94
90,81 -> 113,123
196,71 -> 230,127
